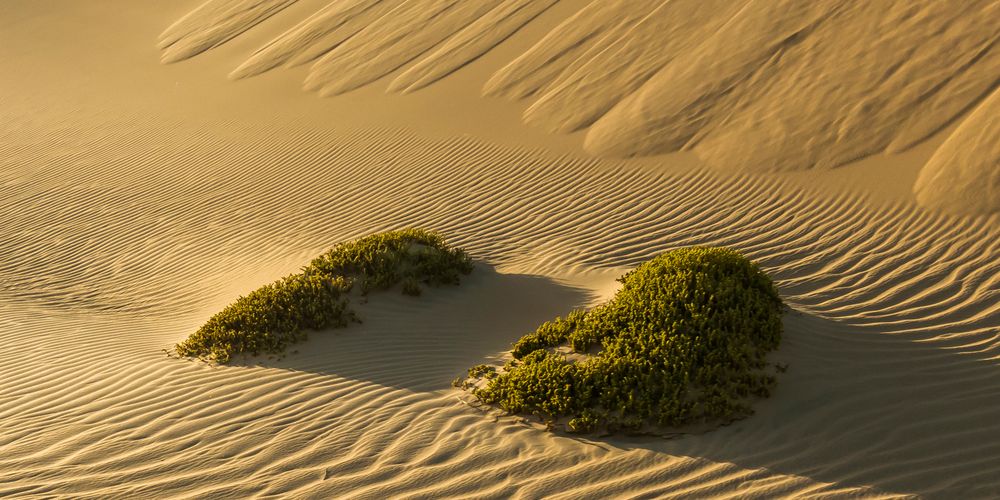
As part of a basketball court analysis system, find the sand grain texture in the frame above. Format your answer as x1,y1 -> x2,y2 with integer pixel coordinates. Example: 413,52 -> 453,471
2,0 -> 999,498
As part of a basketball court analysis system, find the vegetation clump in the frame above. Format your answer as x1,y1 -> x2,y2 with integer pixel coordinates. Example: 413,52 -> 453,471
176,229 -> 473,363
462,247 -> 784,434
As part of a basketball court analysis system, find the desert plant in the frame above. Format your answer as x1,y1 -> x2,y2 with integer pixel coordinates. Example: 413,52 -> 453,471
464,247 -> 784,433
176,229 -> 473,363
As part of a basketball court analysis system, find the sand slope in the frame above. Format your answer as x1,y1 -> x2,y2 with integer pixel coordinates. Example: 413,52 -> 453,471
1,0 -> 999,498
162,0 -> 998,214
915,87 -> 1000,215
159,0 -> 297,64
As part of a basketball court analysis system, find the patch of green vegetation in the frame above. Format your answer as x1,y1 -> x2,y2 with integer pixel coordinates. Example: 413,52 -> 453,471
176,229 -> 473,363
463,247 -> 784,434
467,364 -> 498,380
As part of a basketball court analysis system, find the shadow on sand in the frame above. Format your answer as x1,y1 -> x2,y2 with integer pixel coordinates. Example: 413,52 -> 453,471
235,269 -> 1000,497
252,263 -> 593,392
582,311 -> 1000,497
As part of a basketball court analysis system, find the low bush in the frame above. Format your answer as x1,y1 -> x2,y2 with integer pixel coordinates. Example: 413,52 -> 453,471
463,247 -> 784,433
176,229 -> 473,363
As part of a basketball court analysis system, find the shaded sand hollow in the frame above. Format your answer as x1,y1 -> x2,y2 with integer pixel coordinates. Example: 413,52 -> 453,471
2,1 -> 999,498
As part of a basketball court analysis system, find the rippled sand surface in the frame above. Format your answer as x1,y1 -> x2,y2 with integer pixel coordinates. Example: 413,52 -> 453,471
2,1 -> 998,497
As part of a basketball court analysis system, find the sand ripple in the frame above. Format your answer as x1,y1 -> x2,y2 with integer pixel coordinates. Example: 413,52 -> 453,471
2,113 -> 998,497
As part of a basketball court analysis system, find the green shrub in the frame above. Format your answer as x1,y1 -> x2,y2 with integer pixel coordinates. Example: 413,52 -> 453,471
176,229 -> 473,363
510,309 -> 588,359
466,247 -> 784,433
308,228 -> 472,294
467,364 -> 498,379
567,410 -> 600,434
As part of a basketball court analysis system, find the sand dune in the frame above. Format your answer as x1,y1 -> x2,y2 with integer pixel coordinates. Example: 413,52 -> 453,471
164,0 -> 997,214
516,0 -> 743,135
582,0 -> 999,169
387,0 -> 558,94
229,0 -> 402,79
304,1 -> 504,95
2,0 -> 999,497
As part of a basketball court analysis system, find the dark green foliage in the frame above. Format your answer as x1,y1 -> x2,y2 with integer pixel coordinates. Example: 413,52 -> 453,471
401,277 -> 422,296
308,228 -> 472,295
176,229 -> 473,363
176,274 -> 354,363
567,410 -> 600,434
467,364 -> 498,380
510,309 -> 588,358
469,247 -> 784,433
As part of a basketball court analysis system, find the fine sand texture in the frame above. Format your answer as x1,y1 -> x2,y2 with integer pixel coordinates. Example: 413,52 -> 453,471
2,1 -> 999,498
